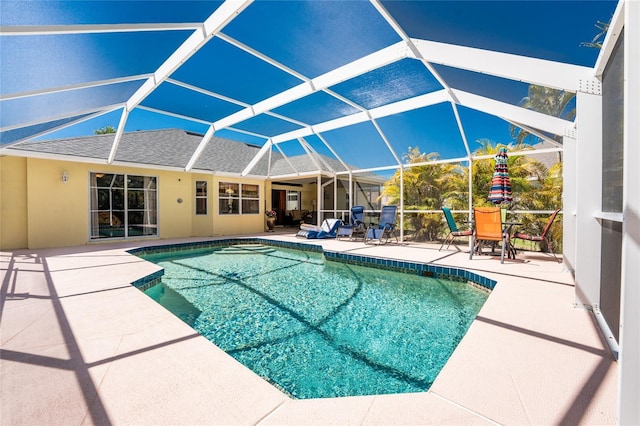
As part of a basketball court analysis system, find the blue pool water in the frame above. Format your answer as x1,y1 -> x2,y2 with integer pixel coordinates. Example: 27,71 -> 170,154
141,244 -> 489,399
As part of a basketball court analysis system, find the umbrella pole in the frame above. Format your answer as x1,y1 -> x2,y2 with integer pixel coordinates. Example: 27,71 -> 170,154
468,158 -> 474,252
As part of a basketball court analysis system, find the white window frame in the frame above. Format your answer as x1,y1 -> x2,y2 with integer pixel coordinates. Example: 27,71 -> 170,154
218,182 -> 260,215
89,172 -> 158,240
195,180 -> 208,215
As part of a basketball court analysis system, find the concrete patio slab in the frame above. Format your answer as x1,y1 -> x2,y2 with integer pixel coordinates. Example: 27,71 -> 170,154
1,233 -> 617,425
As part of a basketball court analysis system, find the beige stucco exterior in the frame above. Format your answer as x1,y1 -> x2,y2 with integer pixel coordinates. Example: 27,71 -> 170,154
0,156 -> 281,249
0,155 -> 380,250
0,156 -> 28,249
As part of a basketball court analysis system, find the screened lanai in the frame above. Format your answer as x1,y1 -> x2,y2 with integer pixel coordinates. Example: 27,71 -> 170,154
1,1 -> 639,423
1,0 -> 601,203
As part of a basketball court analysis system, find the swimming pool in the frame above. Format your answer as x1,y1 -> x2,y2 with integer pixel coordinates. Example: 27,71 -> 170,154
139,242 -> 489,399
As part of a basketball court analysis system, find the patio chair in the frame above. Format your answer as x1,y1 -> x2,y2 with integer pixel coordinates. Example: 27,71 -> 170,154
297,218 -> 342,239
512,209 -> 561,262
364,205 -> 398,245
470,206 -> 508,263
337,206 -> 367,240
440,207 -> 473,251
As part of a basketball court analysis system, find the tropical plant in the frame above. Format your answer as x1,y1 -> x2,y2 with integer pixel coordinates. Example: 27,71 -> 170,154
466,139 -> 543,210
380,147 -> 467,241
379,140 -> 560,244
94,126 -> 116,135
514,161 -> 564,252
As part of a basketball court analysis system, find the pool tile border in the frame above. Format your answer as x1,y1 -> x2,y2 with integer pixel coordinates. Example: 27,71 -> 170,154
128,238 -> 496,291
130,269 -> 164,292
322,250 -> 495,290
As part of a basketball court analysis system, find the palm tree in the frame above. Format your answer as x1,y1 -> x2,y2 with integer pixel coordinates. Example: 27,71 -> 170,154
510,85 -> 576,144
379,140 -> 553,241
466,139 -> 540,208
94,126 -> 116,135
380,148 -> 450,207
580,20 -> 609,49
380,147 -> 463,241
510,18 -> 610,145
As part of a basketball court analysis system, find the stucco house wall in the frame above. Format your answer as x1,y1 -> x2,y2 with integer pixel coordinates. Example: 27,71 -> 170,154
0,156 -> 29,249
0,156 -> 266,249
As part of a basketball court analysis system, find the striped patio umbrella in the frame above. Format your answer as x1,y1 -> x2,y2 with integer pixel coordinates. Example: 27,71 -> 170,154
488,147 -> 513,204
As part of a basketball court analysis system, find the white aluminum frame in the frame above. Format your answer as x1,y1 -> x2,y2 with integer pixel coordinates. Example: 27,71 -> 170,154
618,1 -> 640,423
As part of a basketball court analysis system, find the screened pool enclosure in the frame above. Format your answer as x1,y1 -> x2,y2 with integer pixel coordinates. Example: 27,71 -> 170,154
1,1 -> 639,422
1,0 -> 596,226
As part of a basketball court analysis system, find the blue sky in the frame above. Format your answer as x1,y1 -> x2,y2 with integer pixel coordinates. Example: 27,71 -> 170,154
1,0 -> 618,166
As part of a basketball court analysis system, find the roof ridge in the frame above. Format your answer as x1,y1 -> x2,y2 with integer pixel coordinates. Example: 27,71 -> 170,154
21,128 -> 185,145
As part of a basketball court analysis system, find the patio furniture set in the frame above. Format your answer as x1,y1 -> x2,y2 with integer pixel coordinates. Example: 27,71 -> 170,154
295,204 -> 559,262
441,206 -> 560,263
296,205 -> 399,244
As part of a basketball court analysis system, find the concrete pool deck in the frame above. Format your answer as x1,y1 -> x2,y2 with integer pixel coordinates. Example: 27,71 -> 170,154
1,233 -> 617,425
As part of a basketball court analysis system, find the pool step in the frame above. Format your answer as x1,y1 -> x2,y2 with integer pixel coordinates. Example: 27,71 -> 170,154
215,244 -> 275,255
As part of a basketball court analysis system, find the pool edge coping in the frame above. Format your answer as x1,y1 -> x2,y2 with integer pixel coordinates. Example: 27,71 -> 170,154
127,237 -> 496,291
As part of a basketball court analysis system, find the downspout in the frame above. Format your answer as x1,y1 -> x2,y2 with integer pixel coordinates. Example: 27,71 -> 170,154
334,176 -> 338,220
348,172 -> 353,213
468,158 -> 474,251
316,174 -> 322,226
399,165 -> 404,242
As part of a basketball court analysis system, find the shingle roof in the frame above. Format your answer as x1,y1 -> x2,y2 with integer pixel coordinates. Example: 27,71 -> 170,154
4,129 -> 384,181
530,140 -> 563,169
5,129 -> 268,172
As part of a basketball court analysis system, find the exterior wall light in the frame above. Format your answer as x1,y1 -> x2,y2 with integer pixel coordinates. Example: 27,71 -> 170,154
61,171 -> 69,184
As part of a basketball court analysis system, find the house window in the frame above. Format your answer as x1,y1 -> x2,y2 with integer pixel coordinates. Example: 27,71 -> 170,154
286,191 -> 300,210
195,181 -> 207,215
219,182 -> 239,214
242,184 -> 260,214
219,182 -> 260,214
90,173 -> 157,239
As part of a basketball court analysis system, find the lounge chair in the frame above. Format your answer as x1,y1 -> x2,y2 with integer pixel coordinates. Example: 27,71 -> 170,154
337,206 -> 367,240
364,205 -> 398,245
296,218 -> 342,239
512,209 -> 561,262
440,207 -> 473,251
470,206 -> 508,263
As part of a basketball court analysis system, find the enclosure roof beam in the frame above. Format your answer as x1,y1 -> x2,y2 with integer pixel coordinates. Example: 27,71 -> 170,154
107,108 -> 129,163
412,38 -> 592,92
241,139 -> 272,176
185,125 -> 216,171
124,0 -> 253,112
315,132 -> 350,172
271,89 -> 448,144
0,103 -> 123,133
213,41 -> 408,130
0,108 -> 121,146
272,144 -> 300,177
1,75 -> 150,102
452,89 -> 573,136
0,23 -> 201,36
507,120 -> 564,147
593,0 -> 625,77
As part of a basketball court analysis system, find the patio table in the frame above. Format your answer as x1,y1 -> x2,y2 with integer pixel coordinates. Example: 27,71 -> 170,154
474,221 -> 521,259
502,221 -> 522,259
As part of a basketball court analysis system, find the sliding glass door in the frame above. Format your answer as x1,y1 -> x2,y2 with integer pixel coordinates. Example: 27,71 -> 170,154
90,172 -> 157,239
